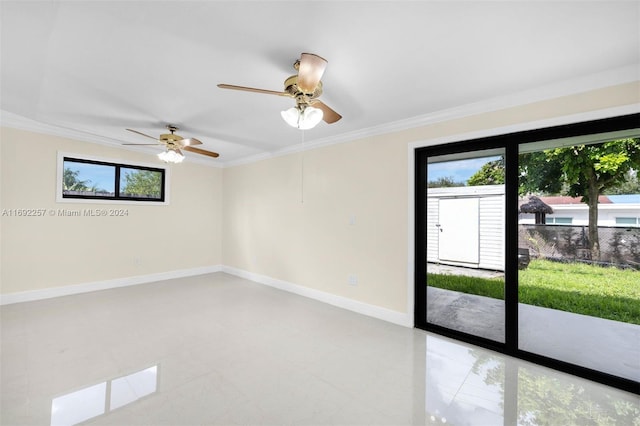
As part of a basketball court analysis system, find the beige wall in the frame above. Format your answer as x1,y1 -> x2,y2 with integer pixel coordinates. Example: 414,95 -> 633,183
223,134 -> 409,311
222,82 -> 640,315
0,127 -> 223,295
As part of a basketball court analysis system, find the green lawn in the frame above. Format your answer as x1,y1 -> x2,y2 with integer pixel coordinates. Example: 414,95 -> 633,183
427,260 -> 640,325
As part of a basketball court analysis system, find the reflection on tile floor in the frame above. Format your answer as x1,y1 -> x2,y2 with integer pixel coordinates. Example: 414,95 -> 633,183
1,273 -> 638,425
51,365 -> 158,425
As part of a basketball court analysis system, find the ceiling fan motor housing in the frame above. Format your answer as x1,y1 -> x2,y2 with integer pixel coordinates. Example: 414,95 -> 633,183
160,133 -> 182,147
284,75 -> 323,99
160,128 -> 183,148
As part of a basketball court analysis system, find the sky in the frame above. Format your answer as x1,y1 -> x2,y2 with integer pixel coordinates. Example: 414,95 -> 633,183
428,156 -> 501,184
65,161 -> 115,192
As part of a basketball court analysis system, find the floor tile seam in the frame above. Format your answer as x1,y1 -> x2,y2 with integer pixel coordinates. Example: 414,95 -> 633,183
304,364 -> 403,412
202,373 -> 332,425
159,369 -> 244,402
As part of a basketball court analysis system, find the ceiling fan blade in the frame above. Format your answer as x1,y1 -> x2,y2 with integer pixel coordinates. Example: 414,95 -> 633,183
297,53 -> 327,93
311,100 -> 342,124
217,84 -> 288,97
183,145 -> 220,158
126,128 -> 159,141
180,137 -> 203,146
122,143 -> 162,146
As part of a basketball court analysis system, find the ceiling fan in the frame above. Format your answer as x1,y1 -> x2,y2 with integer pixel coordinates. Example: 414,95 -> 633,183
124,125 -> 219,163
218,53 -> 342,129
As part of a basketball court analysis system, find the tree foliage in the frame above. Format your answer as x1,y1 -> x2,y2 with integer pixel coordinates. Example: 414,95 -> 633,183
545,139 -> 640,202
427,176 -> 466,188
121,170 -> 162,197
63,168 -> 91,191
518,152 -> 565,196
467,157 -> 505,186
603,169 -> 640,195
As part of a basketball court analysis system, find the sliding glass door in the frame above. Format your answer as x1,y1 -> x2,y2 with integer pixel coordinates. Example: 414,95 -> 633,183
425,149 -> 506,343
415,113 -> 640,393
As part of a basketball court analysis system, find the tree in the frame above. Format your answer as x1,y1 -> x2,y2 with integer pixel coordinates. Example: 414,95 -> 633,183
63,168 -> 91,191
428,176 -> 466,188
467,157 -> 505,186
603,169 -> 640,195
121,170 -> 161,197
521,139 -> 640,260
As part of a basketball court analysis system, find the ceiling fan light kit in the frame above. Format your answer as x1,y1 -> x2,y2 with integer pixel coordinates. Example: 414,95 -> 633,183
157,149 -> 185,163
281,105 -> 324,130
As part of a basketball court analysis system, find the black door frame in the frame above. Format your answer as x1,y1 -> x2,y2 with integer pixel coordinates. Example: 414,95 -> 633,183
414,113 -> 640,394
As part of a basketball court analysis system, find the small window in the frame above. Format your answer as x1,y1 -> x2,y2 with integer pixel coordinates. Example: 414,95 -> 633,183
615,217 -> 639,226
59,155 -> 166,203
546,217 -> 573,225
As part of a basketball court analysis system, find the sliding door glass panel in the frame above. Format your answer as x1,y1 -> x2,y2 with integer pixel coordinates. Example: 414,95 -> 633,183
518,133 -> 640,382
426,149 -> 506,343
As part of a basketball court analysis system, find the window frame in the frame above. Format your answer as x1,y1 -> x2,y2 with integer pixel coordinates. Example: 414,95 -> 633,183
56,152 -> 170,205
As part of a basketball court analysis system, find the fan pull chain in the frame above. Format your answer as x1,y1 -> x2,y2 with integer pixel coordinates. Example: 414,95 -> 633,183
300,130 -> 305,204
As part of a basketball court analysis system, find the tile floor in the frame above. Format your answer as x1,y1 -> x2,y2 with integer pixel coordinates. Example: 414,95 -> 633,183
1,273 -> 638,425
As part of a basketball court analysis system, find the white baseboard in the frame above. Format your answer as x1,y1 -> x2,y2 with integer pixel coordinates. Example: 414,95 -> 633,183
1,264 -> 413,329
222,266 -> 413,328
0,265 -> 223,305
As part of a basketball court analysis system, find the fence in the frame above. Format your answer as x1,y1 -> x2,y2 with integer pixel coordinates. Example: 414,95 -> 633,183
519,224 -> 640,269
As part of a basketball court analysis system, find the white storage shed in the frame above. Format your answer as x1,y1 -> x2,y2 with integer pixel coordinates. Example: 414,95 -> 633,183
427,185 -> 505,271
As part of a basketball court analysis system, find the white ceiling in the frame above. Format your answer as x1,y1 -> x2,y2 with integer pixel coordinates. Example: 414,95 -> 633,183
1,1 -> 638,166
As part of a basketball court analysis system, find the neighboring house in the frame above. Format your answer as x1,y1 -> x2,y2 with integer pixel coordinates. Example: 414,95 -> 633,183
519,195 -> 640,227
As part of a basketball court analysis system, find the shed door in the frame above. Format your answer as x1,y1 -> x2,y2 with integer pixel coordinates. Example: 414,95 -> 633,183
438,198 -> 479,264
